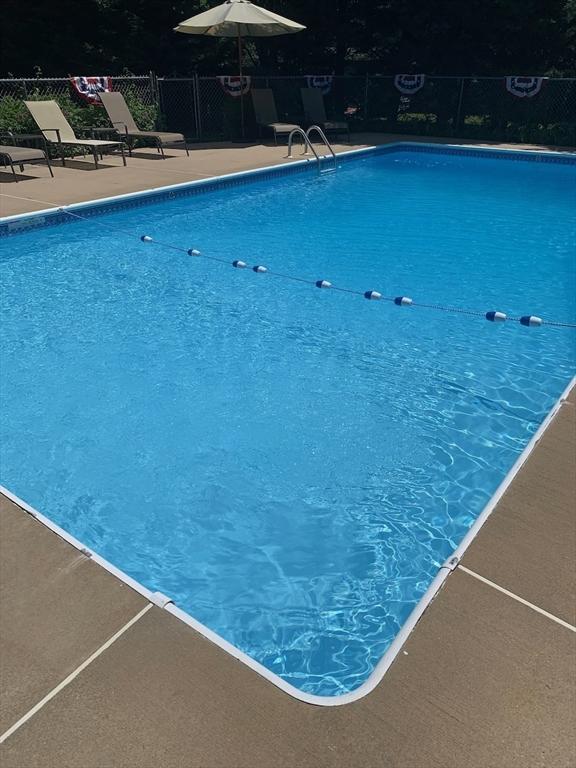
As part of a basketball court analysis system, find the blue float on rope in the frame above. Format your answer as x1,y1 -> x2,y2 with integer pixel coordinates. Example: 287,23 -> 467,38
232,260 -> 247,269
253,265 -> 268,273
364,290 -> 382,300
520,315 -> 543,327
140,235 -> 153,242
315,280 -> 332,289
187,248 -> 201,256
394,296 -> 413,306
486,311 -> 507,322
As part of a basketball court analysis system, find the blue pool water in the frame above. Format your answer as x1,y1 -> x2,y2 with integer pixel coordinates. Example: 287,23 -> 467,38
1,147 -> 575,696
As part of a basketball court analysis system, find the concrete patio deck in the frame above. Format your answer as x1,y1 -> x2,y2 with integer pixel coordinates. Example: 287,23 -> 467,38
1,135 -> 575,767
0,135 -> 368,217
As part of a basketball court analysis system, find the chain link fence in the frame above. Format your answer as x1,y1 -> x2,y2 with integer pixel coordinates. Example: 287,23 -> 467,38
0,75 -> 156,104
0,75 -> 158,139
158,74 -> 575,147
1,74 -> 574,147
456,77 -> 576,145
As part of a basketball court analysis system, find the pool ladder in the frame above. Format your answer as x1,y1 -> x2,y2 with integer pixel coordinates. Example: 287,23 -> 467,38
287,126 -> 337,174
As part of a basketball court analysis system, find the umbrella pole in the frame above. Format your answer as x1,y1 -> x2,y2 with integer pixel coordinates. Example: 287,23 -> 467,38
237,29 -> 245,138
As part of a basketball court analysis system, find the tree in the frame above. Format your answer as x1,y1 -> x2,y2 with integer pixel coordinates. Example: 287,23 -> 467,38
1,0 -> 574,77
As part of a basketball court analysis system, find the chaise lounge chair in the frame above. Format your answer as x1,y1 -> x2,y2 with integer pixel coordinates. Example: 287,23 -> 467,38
99,92 -> 189,158
300,88 -> 350,142
0,137 -> 54,180
24,100 -> 127,167
251,89 -> 301,145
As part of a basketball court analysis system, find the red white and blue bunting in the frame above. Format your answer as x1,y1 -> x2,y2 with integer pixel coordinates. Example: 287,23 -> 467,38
70,76 -> 111,104
505,77 -> 546,98
218,76 -> 251,98
305,75 -> 334,95
394,74 -> 426,95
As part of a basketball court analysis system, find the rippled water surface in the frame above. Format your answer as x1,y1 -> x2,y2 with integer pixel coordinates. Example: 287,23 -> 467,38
1,148 -> 575,696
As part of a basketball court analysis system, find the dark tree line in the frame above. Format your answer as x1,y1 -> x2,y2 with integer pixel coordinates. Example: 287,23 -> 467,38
2,0 -> 575,77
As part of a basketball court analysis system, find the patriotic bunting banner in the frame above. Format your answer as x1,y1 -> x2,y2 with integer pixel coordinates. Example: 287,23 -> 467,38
70,76 -> 111,104
218,76 -> 251,97
505,76 -> 545,98
394,74 -> 425,95
305,75 -> 333,95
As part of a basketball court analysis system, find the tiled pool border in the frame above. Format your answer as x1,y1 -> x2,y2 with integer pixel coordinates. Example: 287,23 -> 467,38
1,141 -> 575,237
1,141 -> 575,706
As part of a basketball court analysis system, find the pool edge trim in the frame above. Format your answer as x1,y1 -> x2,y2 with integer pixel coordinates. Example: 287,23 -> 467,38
1,140 -> 574,230
2,374 -> 574,707
0,146 -> 371,227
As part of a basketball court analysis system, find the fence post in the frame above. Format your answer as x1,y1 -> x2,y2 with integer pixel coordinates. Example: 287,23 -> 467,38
363,74 -> 370,122
454,77 -> 465,136
194,73 -> 203,140
149,71 -> 156,103
149,71 -> 160,128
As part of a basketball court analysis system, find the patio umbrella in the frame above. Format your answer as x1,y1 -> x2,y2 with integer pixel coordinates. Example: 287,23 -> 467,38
174,0 -> 305,136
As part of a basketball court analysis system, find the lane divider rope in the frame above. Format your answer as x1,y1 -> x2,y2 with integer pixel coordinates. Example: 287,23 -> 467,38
61,209 -> 576,330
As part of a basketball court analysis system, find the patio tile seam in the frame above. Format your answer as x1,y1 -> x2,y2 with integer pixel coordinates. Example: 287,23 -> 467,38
0,603 -> 153,746
457,565 -> 576,632
0,192 -> 63,207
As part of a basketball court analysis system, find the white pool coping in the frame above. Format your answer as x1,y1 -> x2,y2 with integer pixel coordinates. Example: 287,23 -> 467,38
1,140 -> 574,229
1,142 -> 575,706
0,144 -> 372,227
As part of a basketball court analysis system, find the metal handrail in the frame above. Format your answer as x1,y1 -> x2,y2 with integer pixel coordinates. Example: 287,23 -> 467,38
287,126 -> 337,174
287,128 -> 319,160
306,125 -> 337,169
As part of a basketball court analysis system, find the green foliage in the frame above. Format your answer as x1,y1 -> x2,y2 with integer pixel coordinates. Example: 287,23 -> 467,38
122,88 -> 157,130
359,105 -> 575,146
0,86 -> 158,161
0,89 -> 157,134
397,112 -> 438,125
459,118 -> 576,146
0,96 -> 31,133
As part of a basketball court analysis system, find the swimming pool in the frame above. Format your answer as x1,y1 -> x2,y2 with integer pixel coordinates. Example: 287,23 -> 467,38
1,144 -> 575,701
